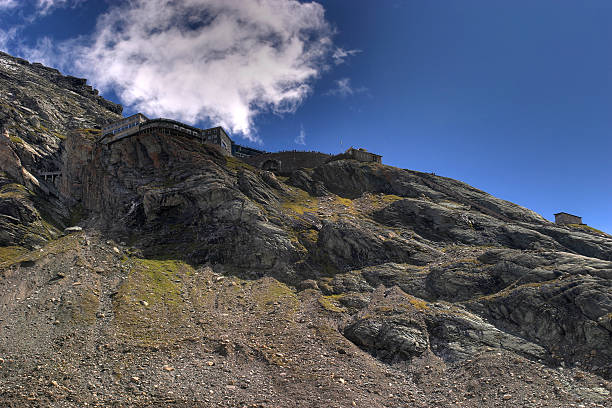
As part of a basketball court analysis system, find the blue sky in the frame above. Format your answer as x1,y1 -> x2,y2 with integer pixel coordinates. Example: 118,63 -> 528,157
1,0 -> 611,233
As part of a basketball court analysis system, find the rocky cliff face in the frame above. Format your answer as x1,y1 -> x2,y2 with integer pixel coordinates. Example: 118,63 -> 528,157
1,53 -> 611,407
0,52 -> 121,248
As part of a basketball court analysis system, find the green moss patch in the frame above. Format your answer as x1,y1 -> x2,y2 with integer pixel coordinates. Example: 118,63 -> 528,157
475,278 -> 560,302
112,258 -> 193,345
281,187 -> 318,216
1,234 -> 83,270
72,290 -> 99,325
0,183 -> 31,199
121,258 -> 188,306
567,224 -> 610,237
0,246 -> 28,264
404,296 -> 429,311
226,156 -> 256,173
251,279 -> 298,314
9,135 -> 24,145
318,295 -> 347,313
75,128 -> 102,141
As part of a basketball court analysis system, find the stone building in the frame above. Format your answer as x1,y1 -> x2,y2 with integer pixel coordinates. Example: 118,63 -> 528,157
102,113 -> 148,139
231,142 -> 265,159
344,147 -> 382,163
202,126 -> 232,156
554,212 -> 583,225
99,114 -> 234,156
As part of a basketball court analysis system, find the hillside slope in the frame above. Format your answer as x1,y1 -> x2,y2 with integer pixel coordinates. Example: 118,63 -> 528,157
0,53 -> 610,407
0,51 -> 121,249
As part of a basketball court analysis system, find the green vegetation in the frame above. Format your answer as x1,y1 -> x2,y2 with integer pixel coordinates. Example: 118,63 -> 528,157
380,194 -> 403,203
9,135 -> 24,145
281,186 -> 361,221
251,279 -> 298,313
112,257 -> 193,345
335,196 -> 353,207
281,186 -> 318,215
0,183 -> 31,199
0,234 -> 84,269
77,128 -> 102,134
120,258 -> 188,306
318,295 -> 347,313
405,296 -> 428,311
567,224 -> 610,237
299,229 -> 319,246
225,156 -> 256,173
0,246 -> 28,264
476,278 -> 560,301
75,128 -> 102,141
437,258 -> 481,268
0,102 -> 18,114
72,290 -> 99,324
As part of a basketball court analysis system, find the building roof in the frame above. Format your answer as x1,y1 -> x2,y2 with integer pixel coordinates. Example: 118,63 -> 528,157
102,113 -> 148,128
554,212 -> 581,217
345,147 -> 382,157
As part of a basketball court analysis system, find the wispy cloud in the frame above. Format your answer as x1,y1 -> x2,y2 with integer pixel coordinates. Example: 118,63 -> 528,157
332,47 -> 361,65
0,27 -> 17,51
294,124 -> 306,145
19,36 -> 55,64
0,0 -> 17,10
36,0 -> 84,16
37,0 -> 64,15
0,1 -> 86,51
325,77 -> 367,98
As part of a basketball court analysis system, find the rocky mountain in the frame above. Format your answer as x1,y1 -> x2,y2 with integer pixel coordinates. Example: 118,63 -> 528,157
0,51 -> 121,249
0,52 -> 610,407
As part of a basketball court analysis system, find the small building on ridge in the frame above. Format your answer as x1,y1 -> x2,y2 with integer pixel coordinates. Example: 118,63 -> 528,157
554,212 -> 583,226
102,113 -> 148,139
202,126 -> 232,156
344,147 -> 382,163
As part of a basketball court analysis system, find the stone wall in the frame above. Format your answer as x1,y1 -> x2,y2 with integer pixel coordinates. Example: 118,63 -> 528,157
555,213 -> 583,225
242,151 -> 331,175
345,148 -> 382,163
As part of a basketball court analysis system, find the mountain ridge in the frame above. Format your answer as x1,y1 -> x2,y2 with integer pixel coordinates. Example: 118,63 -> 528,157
0,52 -> 610,407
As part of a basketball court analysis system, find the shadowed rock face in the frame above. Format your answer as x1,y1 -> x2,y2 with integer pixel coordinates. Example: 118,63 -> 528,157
0,53 -> 121,248
57,124 -> 611,382
1,51 -> 611,406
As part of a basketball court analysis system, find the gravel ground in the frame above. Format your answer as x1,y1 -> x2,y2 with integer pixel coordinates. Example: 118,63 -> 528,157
0,231 -> 610,407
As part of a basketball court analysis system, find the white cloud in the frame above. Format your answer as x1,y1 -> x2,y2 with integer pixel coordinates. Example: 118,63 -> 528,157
19,36 -> 55,64
0,0 -> 17,10
294,124 -> 306,145
57,0 -> 335,141
325,77 -> 367,98
36,0 -> 83,16
0,1 -> 86,53
0,27 -> 17,51
332,47 -> 361,65
37,0 -> 62,14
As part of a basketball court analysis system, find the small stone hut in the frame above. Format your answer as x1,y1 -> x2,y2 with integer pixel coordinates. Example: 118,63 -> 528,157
344,147 -> 382,163
554,212 -> 583,226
